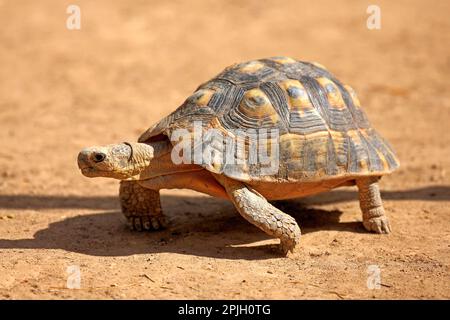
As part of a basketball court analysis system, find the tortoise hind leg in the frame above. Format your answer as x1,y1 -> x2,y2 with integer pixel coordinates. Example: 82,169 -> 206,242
217,177 -> 301,255
119,181 -> 167,231
356,177 -> 391,234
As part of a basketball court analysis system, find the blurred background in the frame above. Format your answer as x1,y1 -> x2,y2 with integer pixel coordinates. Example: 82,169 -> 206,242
0,0 -> 448,299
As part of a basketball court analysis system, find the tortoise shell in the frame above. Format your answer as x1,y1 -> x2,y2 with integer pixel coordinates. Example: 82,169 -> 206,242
139,57 -> 399,182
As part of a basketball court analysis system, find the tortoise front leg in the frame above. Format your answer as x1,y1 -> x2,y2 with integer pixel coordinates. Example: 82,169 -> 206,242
119,181 -> 167,231
356,177 -> 391,234
218,177 -> 301,255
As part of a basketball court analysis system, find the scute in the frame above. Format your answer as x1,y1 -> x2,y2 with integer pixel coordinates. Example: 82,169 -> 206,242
230,88 -> 281,128
139,57 -> 400,182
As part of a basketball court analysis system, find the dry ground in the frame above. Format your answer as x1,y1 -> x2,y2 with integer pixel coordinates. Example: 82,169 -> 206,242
0,0 -> 449,299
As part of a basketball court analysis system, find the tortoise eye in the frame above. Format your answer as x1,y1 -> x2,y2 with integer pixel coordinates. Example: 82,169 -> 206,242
93,152 -> 106,163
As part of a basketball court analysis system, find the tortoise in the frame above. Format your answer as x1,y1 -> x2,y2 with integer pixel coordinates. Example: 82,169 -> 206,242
77,56 -> 399,254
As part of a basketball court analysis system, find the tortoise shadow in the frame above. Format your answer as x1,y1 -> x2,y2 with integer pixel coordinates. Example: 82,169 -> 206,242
273,200 -> 366,234
0,184 -> 448,259
0,195 -> 362,259
0,210 -> 281,260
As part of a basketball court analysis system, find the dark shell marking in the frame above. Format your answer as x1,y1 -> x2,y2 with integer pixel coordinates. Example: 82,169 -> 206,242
139,57 -> 400,182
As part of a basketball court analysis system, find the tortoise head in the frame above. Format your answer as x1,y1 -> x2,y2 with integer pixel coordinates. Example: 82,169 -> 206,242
77,142 -> 155,180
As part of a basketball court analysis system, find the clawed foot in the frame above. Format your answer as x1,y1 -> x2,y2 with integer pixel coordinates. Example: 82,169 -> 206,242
126,214 -> 167,231
363,216 -> 391,234
278,237 -> 300,256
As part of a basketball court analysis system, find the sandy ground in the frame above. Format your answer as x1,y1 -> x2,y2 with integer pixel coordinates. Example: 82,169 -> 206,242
0,0 -> 449,299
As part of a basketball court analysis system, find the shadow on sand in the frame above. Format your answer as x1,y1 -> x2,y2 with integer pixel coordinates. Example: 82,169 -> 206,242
0,185 -> 448,259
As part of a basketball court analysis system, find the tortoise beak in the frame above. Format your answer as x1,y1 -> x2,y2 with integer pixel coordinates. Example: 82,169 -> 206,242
77,148 -> 108,176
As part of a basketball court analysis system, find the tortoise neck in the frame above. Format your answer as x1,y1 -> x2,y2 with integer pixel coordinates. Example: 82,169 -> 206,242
132,140 -> 204,181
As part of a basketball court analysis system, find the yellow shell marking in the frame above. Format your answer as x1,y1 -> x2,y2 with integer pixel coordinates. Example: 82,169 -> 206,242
359,130 -> 389,171
211,117 -> 235,139
347,129 -> 369,171
280,133 -> 305,160
311,61 -> 327,70
281,132 -> 327,166
239,88 -> 279,124
190,89 -> 214,107
375,149 -> 389,172
343,84 -> 361,107
279,79 -> 313,114
270,56 -> 297,64
327,130 -> 347,166
316,77 -> 346,109
239,61 -> 265,73
304,133 -> 329,174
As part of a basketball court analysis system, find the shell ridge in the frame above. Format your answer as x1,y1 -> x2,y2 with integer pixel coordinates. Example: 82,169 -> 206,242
298,76 -> 331,128
259,82 -> 290,133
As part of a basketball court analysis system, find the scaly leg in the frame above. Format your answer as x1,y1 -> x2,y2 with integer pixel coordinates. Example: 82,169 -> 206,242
119,180 -> 166,231
218,177 -> 301,254
356,177 -> 391,234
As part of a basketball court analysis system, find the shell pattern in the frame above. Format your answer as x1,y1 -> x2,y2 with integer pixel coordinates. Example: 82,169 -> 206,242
139,57 -> 399,182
